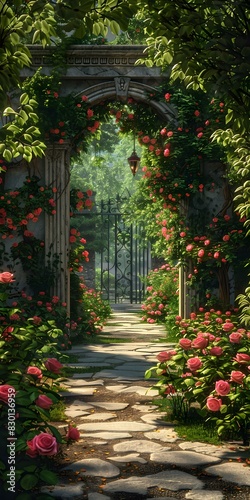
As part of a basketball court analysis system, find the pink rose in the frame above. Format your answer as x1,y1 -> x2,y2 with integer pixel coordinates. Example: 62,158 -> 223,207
234,353 -> 250,364
206,397 -> 222,412
215,380 -> 231,396
44,358 -> 63,374
35,395 -> 53,410
0,272 -> 14,283
27,366 -> 42,379
0,385 -> 15,403
230,371 -> 245,384
229,332 -> 243,344
222,322 -> 234,332
208,334 -> 216,341
27,433 -> 58,456
179,338 -> 192,350
66,425 -> 80,441
157,350 -> 177,362
186,357 -> 202,372
198,249 -> 205,258
210,346 -> 224,356
26,438 -> 38,458
192,336 -> 209,349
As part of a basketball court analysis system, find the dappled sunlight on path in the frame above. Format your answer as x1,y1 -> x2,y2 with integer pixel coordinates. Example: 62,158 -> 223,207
42,305 -> 250,500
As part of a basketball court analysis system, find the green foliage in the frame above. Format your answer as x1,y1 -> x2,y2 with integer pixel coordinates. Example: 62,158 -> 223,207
0,93 -> 46,163
141,264 -> 178,324
111,13 -> 148,44
22,69 -> 110,154
69,273 -> 111,342
70,121 -> 143,204
54,0 -> 136,38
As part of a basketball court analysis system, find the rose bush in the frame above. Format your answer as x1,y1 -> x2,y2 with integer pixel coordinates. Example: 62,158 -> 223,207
141,264 -> 178,324
146,309 -> 250,444
0,273 -> 80,497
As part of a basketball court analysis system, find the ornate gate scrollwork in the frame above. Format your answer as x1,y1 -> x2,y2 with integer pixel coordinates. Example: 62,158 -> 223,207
96,196 -> 151,303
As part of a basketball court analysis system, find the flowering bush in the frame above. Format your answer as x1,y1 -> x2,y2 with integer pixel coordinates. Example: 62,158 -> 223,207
141,264 -> 178,323
0,175 -> 57,241
70,274 -> 111,342
0,272 -> 81,497
22,69 -> 105,153
146,309 -> 250,444
115,86 -> 250,311
0,163 -> 109,345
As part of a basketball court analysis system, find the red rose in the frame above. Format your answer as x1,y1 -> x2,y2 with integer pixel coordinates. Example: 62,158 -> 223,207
215,380 -> 231,396
229,332 -> 243,343
192,336 -> 208,349
234,353 -> 250,364
210,346 -> 224,356
157,350 -> 177,362
66,425 -> 80,441
44,358 -> 63,374
0,385 -> 15,403
198,249 -> 205,258
87,109 -> 94,118
206,397 -> 222,412
179,338 -> 192,350
230,371 -> 245,384
0,272 -> 14,283
222,322 -> 234,332
187,357 -> 202,372
35,395 -> 53,410
27,366 -> 42,379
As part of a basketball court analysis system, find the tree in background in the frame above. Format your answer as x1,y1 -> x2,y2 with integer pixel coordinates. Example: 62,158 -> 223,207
70,121 -> 142,204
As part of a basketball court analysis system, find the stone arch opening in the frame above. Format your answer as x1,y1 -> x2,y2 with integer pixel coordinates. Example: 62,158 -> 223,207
43,78 -> 177,310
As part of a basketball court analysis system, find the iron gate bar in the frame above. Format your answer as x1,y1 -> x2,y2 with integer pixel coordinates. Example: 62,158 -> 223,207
76,196 -> 151,303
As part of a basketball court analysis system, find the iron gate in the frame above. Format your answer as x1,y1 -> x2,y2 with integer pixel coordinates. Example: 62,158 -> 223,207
95,196 -> 151,303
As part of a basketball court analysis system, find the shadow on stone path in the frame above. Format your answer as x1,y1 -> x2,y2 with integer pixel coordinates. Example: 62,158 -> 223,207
42,304 -> 250,500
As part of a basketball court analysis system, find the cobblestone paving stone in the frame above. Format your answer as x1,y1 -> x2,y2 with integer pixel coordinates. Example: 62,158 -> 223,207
41,304 -> 250,500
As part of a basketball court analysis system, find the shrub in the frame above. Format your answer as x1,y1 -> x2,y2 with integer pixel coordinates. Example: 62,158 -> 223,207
0,272 -> 79,498
146,308 -> 250,444
141,264 -> 179,324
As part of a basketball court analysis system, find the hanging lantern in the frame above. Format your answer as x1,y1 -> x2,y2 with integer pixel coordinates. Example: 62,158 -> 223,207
127,150 -> 140,176
128,129 -> 140,176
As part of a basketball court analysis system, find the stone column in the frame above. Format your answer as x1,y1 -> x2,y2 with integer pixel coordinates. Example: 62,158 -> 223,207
44,143 -> 71,312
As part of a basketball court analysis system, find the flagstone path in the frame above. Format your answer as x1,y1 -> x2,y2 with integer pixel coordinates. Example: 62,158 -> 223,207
42,304 -> 250,500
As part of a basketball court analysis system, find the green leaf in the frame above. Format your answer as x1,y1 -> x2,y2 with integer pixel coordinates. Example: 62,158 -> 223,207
3,107 -> 16,115
3,149 -> 12,161
20,93 -> 29,105
145,369 -> 153,379
110,20 -> 120,36
20,474 -> 39,490
217,425 -> 225,435
220,404 -> 228,414
47,424 -> 64,443
184,378 -> 195,387
39,469 -> 58,485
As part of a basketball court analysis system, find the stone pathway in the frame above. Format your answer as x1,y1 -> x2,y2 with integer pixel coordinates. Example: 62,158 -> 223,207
42,304 -> 250,499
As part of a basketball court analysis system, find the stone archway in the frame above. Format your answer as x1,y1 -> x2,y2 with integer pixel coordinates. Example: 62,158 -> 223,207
22,45 -> 178,309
